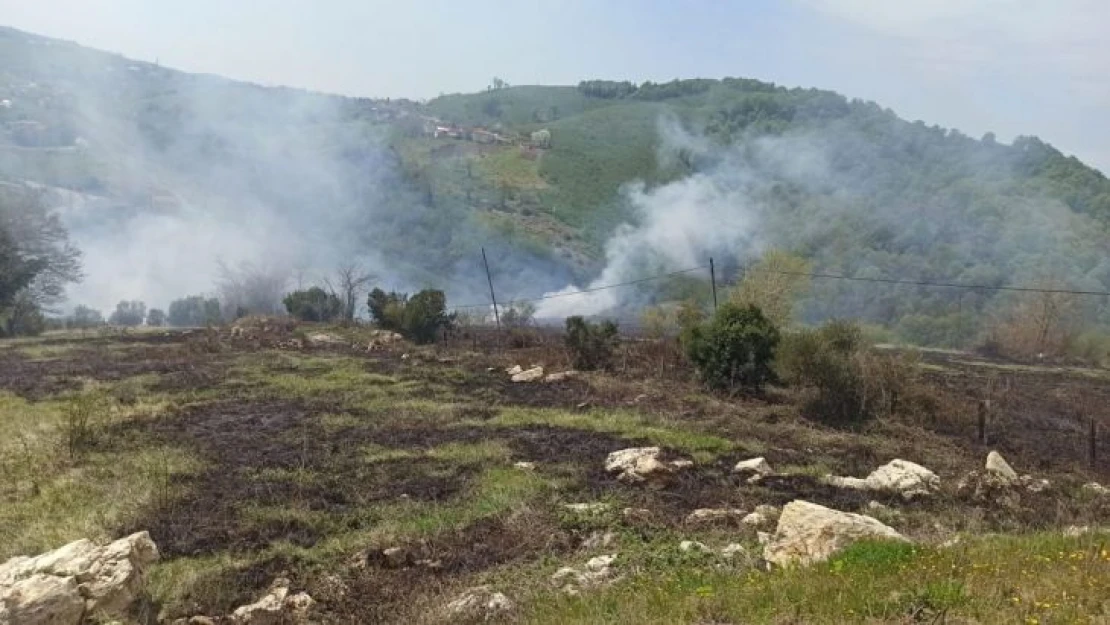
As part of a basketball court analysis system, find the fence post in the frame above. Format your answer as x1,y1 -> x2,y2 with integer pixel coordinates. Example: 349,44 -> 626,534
709,257 -> 718,312
481,248 -> 501,333
977,400 -> 988,444
1090,418 -> 1098,469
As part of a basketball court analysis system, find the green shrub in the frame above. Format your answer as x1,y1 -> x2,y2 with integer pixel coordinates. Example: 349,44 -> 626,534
565,316 -> 619,370
367,287 -> 454,344
283,287 -> 343,322
682,303 -> 780,392
776,320 -> 920,424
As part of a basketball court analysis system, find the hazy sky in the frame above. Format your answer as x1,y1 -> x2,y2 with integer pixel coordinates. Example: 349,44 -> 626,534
2,0 -> 1108,171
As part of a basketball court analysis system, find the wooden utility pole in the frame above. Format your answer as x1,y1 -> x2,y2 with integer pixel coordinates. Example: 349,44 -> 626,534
481,247 -> 501,332
710,257 -> 719,312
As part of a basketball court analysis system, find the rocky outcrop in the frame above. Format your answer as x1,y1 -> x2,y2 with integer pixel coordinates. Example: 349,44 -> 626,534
229,578 -> 314,624
605,447 -> 673,483
823,459 -> 940,499
543,371 -> 578,383
763,500 -> 908,567
0,532 -> 159,625
442,586 -> 514,621
742,504 -> 781,529
1082,482 -> 1110,496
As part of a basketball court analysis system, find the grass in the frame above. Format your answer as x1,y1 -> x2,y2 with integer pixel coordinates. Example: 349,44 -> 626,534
484,406 -> 735,463
516,533 -> 1110,624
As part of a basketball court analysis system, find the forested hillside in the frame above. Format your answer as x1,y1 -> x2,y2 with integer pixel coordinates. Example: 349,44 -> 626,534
2,26 -> 1110,346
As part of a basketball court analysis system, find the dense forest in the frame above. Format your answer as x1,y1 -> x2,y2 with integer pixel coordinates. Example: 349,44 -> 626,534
2,26 -> 1109,348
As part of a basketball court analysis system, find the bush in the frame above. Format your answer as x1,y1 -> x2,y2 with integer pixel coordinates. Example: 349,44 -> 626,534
776,320 -> 919,424
682,303 -> 780,392
565,316 -> 619,370
367,287 -> 454,344
146,308 -> 166,327
283,287 -> 343,322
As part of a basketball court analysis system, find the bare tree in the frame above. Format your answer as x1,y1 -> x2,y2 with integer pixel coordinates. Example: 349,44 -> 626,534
325,263 -> 376,322
216,259 -> 290,319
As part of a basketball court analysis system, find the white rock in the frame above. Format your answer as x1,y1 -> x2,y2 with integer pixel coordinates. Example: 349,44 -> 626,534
679,541 -> 712,553
230,578 -> 313,624
820,475 -> 869,490
381,547 -> 408,568
669,460 -> 695,470
1020,475 -> 1051,493
605,447 -> 671,483
511,366 -> 545,383
985,451 -> 1019,485
741,511 -> 771,528
1063,526 -> 1091,538
864,460 -> 941,498
505,365 -> 523,375
585,554 -> 616,572
733,457 -> 773,476
513,461 -> 536,471
720,543 -> 747,558
0,531 -> 159,623
306,332 -> 345,346
543,371 -> 578,383
621,507 -> 651,519
563,503 -> 610,515
0,574 -> 84,625
686,508 -> 746,524
763,500 -> 908,567
1081,482 -> 1109,496
756,531 -> 772,546
443,586 -> 514,620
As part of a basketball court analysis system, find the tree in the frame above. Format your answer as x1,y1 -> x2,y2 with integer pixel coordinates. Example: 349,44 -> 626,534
491,77 -> 507,91
168,295 -> 222,327
69,305 -> 104,329
0,188 -> 82,335
216,260 -> 289,319
367,287 -> 453,344
146,308 -> 166,327
283,287 -> 343,322
730,249 -> 811,328
565,316 -> 619,370
0,188 -> 82,313
683,303 -> 780,392
109,301 -> 146,327
325,264 -> 375,322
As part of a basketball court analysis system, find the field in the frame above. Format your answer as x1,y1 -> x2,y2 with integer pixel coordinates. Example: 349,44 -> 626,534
1,324 -> 1108,624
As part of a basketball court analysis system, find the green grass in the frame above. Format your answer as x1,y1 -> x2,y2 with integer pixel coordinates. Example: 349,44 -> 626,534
517,533 -> 1110,624
485,407 -> 735,463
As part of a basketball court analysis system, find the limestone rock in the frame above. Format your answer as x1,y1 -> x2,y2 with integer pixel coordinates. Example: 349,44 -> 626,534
1019,475 -> 1051,493
1063,526 -> 1091,538
543,371 -> 578,383
678,541 -> 712,554
511,366 -> 544,383
551,554 -> 618,595
686,508 -> 746,524
1081,482 -> 1109,496
863,460 -> 940,498
733,457 -> 773,476
0,574 -> 84,625
306,332 -> 345,347
229,578 -> 314,624
605,447 -> 671,483
563,503 -> 610,515
719,543 -> 748,559
985,451 -> 1019,485
669,459 -> 695,470
0,531 -> 159,624
512,461 -> 536,471
505,365 -> 523,375
763,500 -> 908,567
443,586 -> 514,620
741,505 -> 781,529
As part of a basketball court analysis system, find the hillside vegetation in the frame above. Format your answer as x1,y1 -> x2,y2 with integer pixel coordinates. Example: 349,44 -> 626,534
2,27 -> 1110,348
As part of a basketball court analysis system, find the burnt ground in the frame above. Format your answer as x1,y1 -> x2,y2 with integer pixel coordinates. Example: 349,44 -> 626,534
4,328 -> 1110,623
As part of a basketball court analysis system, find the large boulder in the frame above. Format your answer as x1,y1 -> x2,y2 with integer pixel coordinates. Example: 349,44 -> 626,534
605,447 -> 671,483
763,500 -> 908,567
864,460 -> 941,498
0,532 -> 159,625
733,457 -> 773,476
511,366 -> 545,383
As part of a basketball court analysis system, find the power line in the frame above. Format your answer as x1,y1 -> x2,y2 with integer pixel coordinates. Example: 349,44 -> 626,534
452,265 -> 708,310
451,260 -> 1110,314
772,270 -> 1110,297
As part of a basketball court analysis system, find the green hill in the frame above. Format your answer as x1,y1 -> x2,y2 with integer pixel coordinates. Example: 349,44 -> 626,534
2,26 -> 1110,344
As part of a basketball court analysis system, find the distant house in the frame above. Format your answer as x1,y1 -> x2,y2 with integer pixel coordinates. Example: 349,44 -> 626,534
530,129 -> 552,148
434,126 -> 463,139
471,128 -> 497,144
